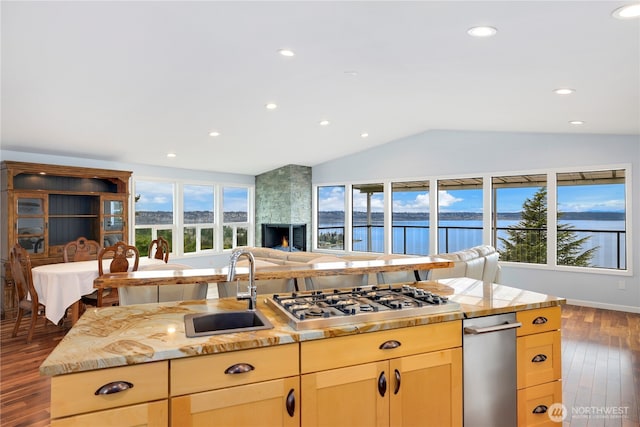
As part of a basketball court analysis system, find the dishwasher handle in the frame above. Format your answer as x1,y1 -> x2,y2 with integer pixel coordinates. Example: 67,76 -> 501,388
464,321 -> 522,335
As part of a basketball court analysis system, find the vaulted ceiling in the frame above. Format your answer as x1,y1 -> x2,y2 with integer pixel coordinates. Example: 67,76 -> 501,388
2,1 -> 638,175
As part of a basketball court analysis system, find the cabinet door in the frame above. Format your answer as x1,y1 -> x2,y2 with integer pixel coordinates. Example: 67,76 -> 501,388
301,361 -> 389,427
14,193 -> 48,256
389,348 -> 462,427
102,196 -> 127,246
51,400 -> 167,427
171,376 -> 299,427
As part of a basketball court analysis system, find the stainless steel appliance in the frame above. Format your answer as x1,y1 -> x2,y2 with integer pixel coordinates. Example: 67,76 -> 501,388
265,284 -> 460,330
463,313 -> 522,427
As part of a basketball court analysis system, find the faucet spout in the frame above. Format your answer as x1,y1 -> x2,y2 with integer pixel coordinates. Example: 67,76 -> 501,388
227,249 -> 257,310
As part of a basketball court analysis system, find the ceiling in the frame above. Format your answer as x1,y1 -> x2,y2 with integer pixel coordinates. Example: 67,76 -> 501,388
2,1 -> 639,176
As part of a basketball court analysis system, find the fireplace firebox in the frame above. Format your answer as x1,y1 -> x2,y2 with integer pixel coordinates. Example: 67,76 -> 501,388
262,224 -> 307,252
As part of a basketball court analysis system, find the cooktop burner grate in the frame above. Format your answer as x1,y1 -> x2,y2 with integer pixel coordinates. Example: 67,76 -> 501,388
265,284 -> 460,330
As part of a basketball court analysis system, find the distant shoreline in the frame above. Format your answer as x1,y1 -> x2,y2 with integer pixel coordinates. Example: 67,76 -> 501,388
319,211 -> 625,222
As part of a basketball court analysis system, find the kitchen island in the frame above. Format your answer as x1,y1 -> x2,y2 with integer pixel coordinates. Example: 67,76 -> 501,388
41,278 -> 565,427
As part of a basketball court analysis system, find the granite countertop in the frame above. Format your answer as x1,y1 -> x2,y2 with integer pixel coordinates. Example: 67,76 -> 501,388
416,278 -> 566,318
40,278 -> 565,377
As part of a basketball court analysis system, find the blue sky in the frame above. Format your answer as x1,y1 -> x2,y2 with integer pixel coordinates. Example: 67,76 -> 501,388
135,181 -> 248,212
135,181 -> 624,214
319,184 -> 625,213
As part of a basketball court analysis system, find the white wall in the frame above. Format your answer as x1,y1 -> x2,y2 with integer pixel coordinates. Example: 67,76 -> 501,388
312,130 -> 640,312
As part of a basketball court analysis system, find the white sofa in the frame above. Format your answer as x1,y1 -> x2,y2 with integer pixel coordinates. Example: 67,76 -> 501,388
429,245 -> 501,283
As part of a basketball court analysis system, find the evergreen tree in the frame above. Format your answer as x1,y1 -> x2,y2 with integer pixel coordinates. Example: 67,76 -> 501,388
498,187 -> 597,266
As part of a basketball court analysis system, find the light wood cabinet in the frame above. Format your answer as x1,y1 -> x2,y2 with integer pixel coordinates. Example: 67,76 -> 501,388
301,322 -> 463,427
516,306 -> 562,426
170,344 -> 300,427
51,401 -> 168,427
50,361 -> 168,426
172,376 -> 299,427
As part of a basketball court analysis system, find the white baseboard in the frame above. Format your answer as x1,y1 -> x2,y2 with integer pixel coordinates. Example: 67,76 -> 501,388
566,298 -> 640,314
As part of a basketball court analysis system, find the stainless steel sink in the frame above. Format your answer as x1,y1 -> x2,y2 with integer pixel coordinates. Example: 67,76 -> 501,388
184,310 -> 273,337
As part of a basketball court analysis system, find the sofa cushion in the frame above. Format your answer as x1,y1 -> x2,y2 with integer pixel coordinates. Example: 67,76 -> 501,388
429,245 -> 501,283
464,256 -> 485,280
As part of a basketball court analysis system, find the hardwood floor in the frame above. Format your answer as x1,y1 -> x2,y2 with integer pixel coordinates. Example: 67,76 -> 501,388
0,313 -> 70,427
0,304 -> 638,426
561,305 -> 640,427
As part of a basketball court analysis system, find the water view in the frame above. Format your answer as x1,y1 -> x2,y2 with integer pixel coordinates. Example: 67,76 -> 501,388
319,216 -> 626,270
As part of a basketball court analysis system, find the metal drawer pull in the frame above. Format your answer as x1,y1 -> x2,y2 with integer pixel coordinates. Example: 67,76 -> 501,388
224,363 -> 255,374
286,389 -> 295,417
532,354 -> 548,363
95,381 -> 133,395
393,369 -> 401,395
379,340 -> 401,350
378,372 -> 387,397
533,405 -> 548,414
464,321 -> 522,335
533,316 -> 548,325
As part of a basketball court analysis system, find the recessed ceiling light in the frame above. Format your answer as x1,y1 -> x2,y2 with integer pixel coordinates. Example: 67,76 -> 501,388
612,4 -> 640,19
167,153 -> 177,158
569,120 -> 585,125
554,88 -> 575,95
467,26 -> 497,37
344,70 -> 359,77
208,131 -> 220,137
319,120 -> 330,126
360,133 -> 369,138
265,103 -> 278,110
278,48 -> 295,57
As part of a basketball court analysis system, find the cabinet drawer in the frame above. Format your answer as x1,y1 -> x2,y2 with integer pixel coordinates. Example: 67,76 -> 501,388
51,400 -> 168,427
517,330 -> 561,389
171,344 -> 299,396
301,321 -> 461,373
516,306 -> 561,337
517,381 -> 563,427
51,361 -> 168,419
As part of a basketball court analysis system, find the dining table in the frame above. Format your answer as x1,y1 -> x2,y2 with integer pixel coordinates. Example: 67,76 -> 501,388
31,257 -> 166,326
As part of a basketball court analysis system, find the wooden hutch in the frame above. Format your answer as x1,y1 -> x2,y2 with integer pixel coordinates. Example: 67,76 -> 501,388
1,161 -> 132,317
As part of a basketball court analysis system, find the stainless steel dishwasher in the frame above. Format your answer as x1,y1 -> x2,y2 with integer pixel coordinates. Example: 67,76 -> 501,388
463,313 -> 522,427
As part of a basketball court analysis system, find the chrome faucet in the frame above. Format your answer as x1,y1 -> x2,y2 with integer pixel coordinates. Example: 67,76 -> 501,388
227,249 -> 257,310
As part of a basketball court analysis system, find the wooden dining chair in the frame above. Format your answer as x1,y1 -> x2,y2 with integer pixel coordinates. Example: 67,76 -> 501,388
148,236 -> 169,263
9,243 -> 47,343
82,241 -> 140,308
63,236 -> 101,263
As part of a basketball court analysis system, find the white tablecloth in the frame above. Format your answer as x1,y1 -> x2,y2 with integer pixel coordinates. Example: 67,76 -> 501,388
32,258 -> 166,324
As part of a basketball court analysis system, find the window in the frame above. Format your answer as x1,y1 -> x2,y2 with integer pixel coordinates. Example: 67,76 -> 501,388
183,184 -> 214,254
392,181 -> 429,255
437,178 -> 483,253
352,183 -> 384,253
492,174 -> 547,264
317,186 -> 345,250
223,187 -> 250,250
134,180 -> 175,256
557,169 -> 626,269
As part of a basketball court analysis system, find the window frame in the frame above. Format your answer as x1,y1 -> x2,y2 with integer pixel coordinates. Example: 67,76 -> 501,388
312,163 -> 632,276
132,177 -> 254,258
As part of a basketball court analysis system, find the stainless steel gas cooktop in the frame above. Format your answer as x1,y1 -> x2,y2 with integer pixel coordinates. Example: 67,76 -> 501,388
265,284 -> 460,330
